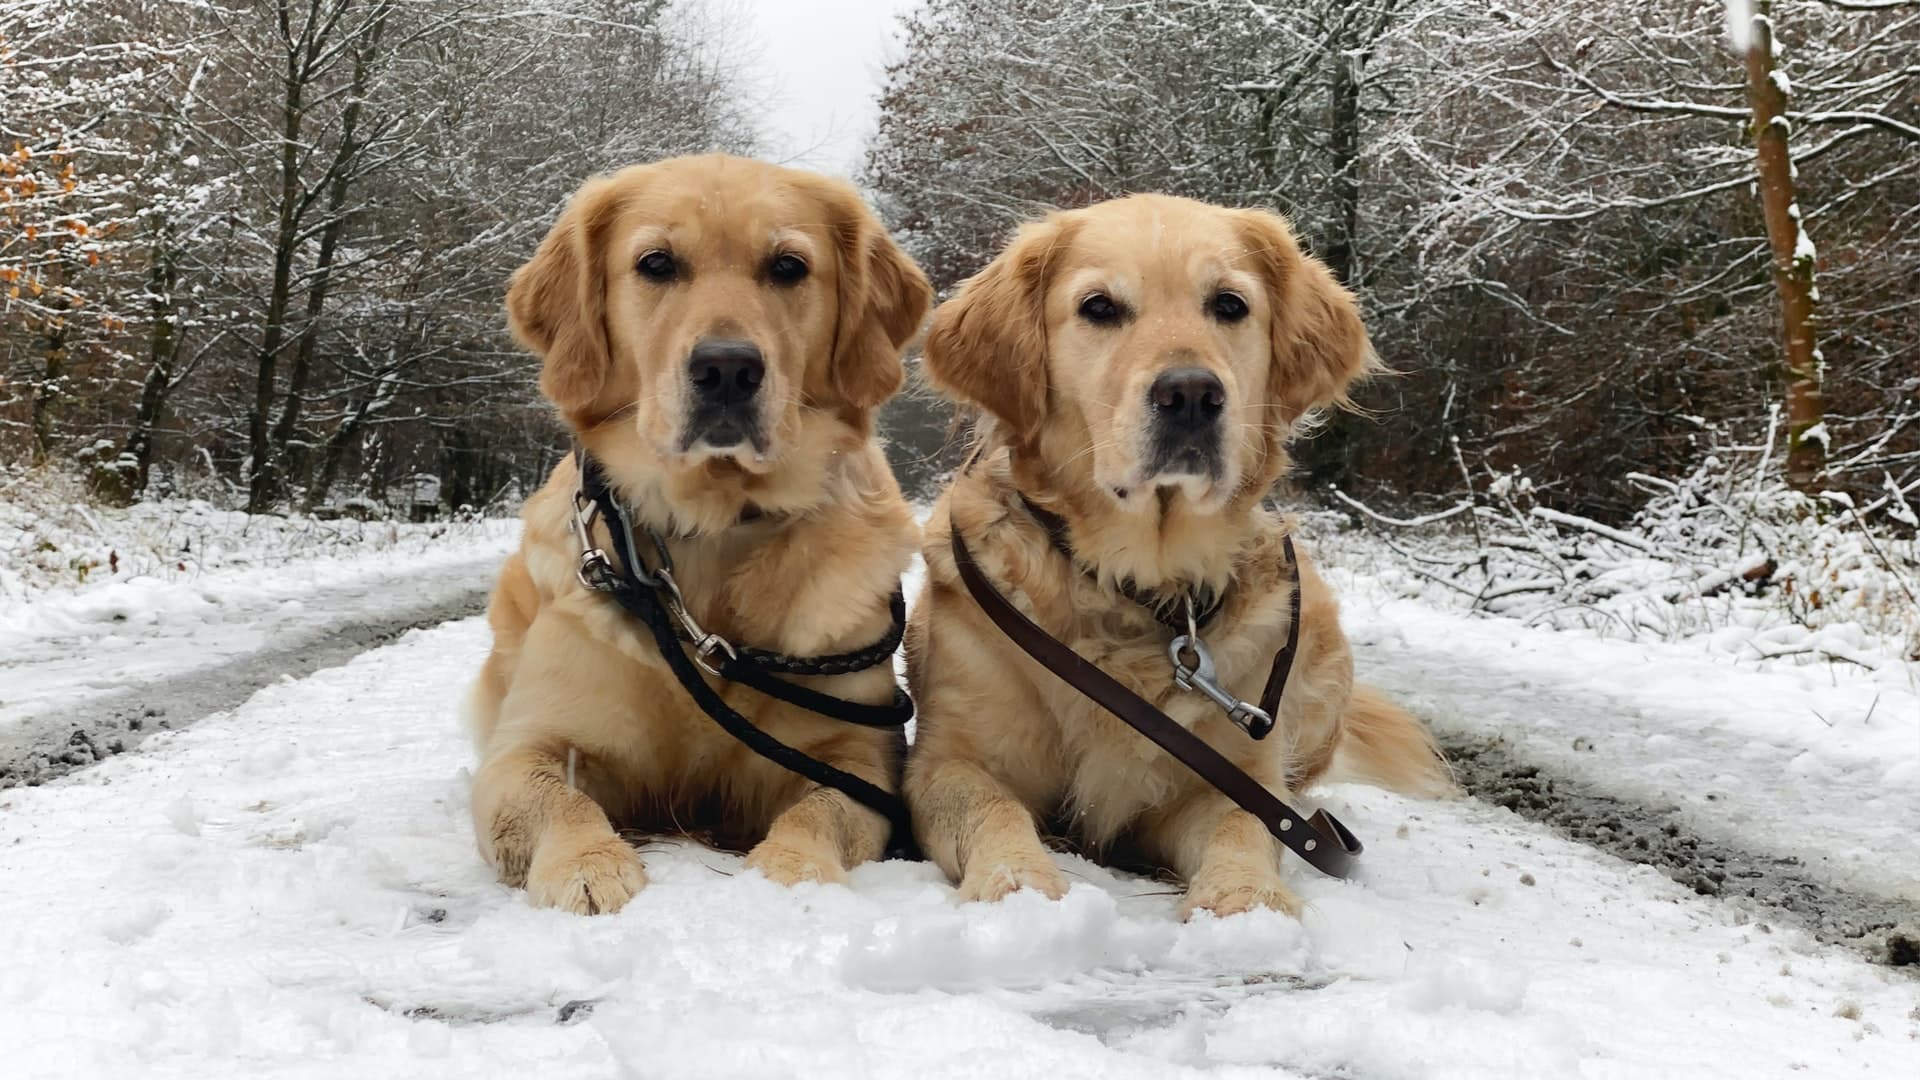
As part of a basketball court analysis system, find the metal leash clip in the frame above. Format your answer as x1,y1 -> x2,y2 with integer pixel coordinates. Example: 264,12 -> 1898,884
1169,598 -> 1274,740
573,481 -> 736,677
653,565 -> 738,677
571,492 -> 620,592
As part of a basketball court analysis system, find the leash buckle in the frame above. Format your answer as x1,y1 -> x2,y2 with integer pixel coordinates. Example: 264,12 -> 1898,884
655,567 -> 737,677
576,548 -> 619,592
691,633 -> 739,677
570,493 -> 620,592
1169,634 -> 1275,740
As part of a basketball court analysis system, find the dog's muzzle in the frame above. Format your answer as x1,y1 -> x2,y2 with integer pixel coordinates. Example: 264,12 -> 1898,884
1144,366 -> 1225,479
683,337 -> 767,453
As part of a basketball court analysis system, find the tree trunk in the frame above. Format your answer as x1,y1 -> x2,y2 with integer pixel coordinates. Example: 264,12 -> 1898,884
304,388 -> 373,510
28,308 -> 70,463
1743,1 -> 1827,494
272,12 -> 385,501
1308,4 -> 1373,487
123,233 -> 182,492
1325,45 -> 1362,288
246,18 -> 310,513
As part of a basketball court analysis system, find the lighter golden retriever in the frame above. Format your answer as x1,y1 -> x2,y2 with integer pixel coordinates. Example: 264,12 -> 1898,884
906,194 -> 1452,919
467,155 -> 931,914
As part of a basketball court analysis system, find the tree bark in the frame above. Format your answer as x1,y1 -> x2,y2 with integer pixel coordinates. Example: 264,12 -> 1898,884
1743,1 -> 1827,494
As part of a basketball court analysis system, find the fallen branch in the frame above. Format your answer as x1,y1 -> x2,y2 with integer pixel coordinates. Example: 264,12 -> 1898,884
1531,507 -> 1657,553
1328,487 -> 1476,528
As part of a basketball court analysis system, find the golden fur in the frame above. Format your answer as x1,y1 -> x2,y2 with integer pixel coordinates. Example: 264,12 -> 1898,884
468,155 -> 931,914
905,194 -> 1453,919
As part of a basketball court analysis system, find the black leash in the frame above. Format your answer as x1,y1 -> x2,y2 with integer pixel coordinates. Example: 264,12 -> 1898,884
572,451 -> 916,854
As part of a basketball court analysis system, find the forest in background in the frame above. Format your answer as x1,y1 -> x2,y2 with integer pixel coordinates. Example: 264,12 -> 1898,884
2,0 -> 754,512
867,0 -> 1918,522
2,0 -> 1916,530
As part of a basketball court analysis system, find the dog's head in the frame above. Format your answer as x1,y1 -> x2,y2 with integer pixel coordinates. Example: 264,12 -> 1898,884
508,155 -> 930,471
924,194 -> 1373,512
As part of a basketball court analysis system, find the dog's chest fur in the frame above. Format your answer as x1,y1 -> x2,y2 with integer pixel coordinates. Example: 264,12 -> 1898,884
513,468 -> 912,822
1012,531 -> 1302,847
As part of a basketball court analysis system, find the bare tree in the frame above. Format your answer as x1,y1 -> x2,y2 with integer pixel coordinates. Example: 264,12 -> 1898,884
1736,0 -> 1827,492
4,0 -> 758,510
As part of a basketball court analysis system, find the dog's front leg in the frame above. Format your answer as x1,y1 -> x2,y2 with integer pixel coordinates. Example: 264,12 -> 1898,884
745,737 -> 894,886
471,742 -> 647,915
1144,792 -> 1300,920
470,612 -> 648,915
908,757 -> 1066,903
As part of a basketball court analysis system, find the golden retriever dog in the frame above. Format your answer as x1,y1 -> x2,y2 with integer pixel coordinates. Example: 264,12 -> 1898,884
905,194 -> 1452,919
467,155 -> 931,914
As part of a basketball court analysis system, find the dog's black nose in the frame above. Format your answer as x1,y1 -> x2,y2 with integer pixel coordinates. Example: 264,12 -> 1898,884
688,339 -> 764,407
1150,368 -> 1225,431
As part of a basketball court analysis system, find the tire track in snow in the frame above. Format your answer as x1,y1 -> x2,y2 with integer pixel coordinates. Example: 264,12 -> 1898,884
1347,622 -> 1920,968
0,570 -> 492,789
1440,734 -> 1919,967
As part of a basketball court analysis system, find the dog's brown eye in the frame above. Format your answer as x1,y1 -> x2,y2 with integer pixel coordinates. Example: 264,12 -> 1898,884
637,250 -> 676,282
768,253 -> 808,285
1211,291 -> 1249,323
1078,293 -> 1122,325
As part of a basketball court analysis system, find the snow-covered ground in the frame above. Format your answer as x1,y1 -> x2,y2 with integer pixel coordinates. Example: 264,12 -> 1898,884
3,617 -> 1917,1078
3,486 -> 1916,1076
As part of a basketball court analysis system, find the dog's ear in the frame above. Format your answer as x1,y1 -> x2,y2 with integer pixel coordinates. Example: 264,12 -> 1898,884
1237,208 -> 1376,422
507,176 -> 624,416
821,181 -> 933,411
921,217 -> 1064,444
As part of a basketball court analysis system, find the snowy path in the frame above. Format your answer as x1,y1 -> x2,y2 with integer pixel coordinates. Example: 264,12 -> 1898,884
0,526 -> 517,729
3,618 -> 1916,1078
0,527 -> 517,785
1335,582 -> 1920,910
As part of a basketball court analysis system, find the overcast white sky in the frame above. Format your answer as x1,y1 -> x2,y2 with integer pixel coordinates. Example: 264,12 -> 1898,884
734,0 -> 918,179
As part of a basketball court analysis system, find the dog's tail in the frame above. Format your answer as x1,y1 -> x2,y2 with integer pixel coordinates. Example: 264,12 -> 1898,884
1326,684 -> 1457,798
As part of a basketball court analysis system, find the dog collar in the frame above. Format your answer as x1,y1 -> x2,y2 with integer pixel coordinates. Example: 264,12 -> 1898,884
1014,492 -> 1227,632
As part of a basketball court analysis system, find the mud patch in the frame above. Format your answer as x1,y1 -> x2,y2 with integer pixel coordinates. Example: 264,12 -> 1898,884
1443,734 -> 1920,968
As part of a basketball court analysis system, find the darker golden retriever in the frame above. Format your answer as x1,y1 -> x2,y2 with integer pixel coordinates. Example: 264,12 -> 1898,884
468,155 -> 931,914
906,194 -> 1452,918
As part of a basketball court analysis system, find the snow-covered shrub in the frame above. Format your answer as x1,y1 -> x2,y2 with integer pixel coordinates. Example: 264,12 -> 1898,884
1314,444 -> 1919,668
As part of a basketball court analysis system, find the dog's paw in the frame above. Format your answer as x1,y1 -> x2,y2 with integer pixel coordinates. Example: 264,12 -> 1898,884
957,859 -> 1069,904
525,833 -> 648,915
744,840 -> 848,887
1180,872 -> 1301,920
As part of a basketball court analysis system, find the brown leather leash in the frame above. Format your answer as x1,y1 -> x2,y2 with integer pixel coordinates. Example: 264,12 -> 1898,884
948,519 -> 1362,879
